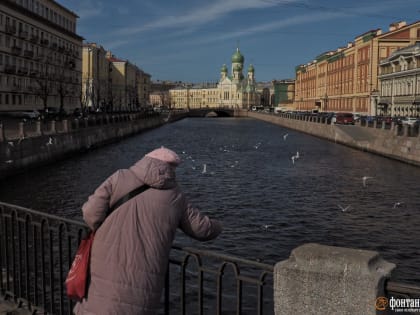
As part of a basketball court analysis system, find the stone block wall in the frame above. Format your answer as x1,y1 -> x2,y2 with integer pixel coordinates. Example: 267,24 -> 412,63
240,111 -> 420,167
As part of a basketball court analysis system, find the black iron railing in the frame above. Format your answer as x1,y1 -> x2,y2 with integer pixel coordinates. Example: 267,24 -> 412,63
0,202 -> 274,314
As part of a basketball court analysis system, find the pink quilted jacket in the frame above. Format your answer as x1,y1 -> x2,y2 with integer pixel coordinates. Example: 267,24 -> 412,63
74,155 -> 222,314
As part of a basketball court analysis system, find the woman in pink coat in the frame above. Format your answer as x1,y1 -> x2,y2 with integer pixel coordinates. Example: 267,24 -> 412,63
74,147 -> 222,315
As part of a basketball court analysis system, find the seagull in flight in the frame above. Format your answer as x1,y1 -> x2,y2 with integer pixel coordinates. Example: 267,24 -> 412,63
46,137 -> 53,146
283,133 -> 289,140
393,202 -> 404,209
338,205 -> 351,212
362,176 -> 374,187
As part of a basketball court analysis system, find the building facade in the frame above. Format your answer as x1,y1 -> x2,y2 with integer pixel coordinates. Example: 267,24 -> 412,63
97,52 -> 151,112
82,43 -> 110,110
136,69 -> 151,108
378,43 -> 420,117
0,0 -> 83,112
169,47 -> 258,110
294,20 -> 420,115
272,79 -> 295,109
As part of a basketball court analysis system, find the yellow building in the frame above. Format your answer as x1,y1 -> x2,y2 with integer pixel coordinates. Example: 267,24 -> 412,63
82,43 -> 110,110
0,0 -> 83,113
136,69 -> 151,108
169,47 -> 258,110
104,52 -> 151,112
295,20 -> 420,115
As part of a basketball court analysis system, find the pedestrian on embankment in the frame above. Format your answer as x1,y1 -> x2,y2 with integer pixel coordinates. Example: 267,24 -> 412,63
74,147 -> 222,315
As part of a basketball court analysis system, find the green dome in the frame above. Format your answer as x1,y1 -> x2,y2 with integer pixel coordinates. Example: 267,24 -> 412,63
231,48 -> 244,63
233,63 -> 242,72
248,64 -> 254,72
221,64 -> 228,73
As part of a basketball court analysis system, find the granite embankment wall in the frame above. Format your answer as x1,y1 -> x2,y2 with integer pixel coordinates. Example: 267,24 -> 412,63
0,111 -> 188,180
239,110 -> 420,167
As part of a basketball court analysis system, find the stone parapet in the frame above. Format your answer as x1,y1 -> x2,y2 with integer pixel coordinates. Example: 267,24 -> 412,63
239,110 -> 420,167
273,243 -> 395,315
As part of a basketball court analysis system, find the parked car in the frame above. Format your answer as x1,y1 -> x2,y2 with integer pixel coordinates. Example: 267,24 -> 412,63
401,117 -> 419,126
334,112 -> 354,125
7,110 -> 40,120
353,113 -> 362,122
376,116 -> 393,124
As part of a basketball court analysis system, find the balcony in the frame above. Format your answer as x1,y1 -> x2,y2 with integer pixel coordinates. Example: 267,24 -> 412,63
18,31 -> 28,39
4,65 -> 16,74
11,84 -> 21,92
17,67 -> 28,75
29,70 -> 39,77
67,60 -> 76,69
30,35 -> 39,43
5,24 -> 16,35
35,53 -> 44,61
23,50 -> 34,58
51,43 -> 58,50
40,39 -> 49,46
11,46 -> 22,55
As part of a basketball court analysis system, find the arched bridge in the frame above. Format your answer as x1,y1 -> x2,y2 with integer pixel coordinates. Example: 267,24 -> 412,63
188,107 -> 236,117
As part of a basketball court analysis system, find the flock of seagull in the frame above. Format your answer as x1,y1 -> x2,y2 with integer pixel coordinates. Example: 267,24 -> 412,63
180,130 -> 406,224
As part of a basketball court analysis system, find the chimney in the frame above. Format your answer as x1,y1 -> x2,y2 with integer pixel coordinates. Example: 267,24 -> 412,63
389,21 -> 407,31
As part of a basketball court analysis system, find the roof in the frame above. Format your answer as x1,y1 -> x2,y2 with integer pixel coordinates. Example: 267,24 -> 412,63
108,57 -> 126,63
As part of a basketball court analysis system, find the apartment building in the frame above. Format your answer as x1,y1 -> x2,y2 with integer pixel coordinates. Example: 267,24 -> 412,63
0,0 -> 83,112
82,43 -> 111,111
100,52 -> 151,112
378,43 -> 420,117
136,69 -> 151,108
295,20 -> 420,115
169,83 -> 218,109
272,79 -> 295,108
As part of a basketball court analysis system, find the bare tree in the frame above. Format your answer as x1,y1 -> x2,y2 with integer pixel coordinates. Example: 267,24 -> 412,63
56,74 -> 72,118
34,66 -> 52,112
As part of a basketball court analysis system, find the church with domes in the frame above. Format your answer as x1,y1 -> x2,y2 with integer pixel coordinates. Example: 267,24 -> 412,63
218,47 -> 258,108
169,47 -> 258,110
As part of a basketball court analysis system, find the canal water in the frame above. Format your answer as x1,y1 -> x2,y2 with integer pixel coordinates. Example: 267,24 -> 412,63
1,117 -> 419,284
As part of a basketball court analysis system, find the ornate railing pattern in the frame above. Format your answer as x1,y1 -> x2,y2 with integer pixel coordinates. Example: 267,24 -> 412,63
0,202 -> 274,314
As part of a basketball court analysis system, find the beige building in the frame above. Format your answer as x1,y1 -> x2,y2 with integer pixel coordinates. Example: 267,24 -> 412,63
0,0 -> 83,112
170,47 -> 258,110
295,20 -> 420,115
88,52 -> 151,112
378,43 -> 420,117
136,69 -> 151,108
82,43 -> 110,110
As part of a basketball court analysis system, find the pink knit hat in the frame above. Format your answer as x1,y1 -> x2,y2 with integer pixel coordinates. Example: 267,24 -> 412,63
145,147 -> 181,166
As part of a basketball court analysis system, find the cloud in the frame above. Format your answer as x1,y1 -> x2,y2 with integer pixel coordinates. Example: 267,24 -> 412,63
111,0 -> 298,36
169,0 -> 410,46
75,0 -> 105,19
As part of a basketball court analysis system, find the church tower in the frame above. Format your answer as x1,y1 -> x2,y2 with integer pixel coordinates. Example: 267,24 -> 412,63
220,64 -> 228,80
231,47 -> 244,82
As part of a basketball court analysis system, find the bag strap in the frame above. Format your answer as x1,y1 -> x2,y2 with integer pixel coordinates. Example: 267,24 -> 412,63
107,184 -> 150,216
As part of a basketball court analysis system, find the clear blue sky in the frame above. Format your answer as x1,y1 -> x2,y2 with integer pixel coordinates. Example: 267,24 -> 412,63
59,0 -> 419,83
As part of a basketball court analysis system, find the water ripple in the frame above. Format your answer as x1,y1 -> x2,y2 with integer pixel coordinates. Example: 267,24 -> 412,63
0,117 -> 419,283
